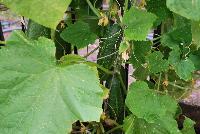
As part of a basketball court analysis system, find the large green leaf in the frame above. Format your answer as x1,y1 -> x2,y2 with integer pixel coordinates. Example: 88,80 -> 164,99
0,0 -> 71,29
166,0 -> 200,21
61,21 -> 97,49
146,51 -> 169,74
125,81 -> 181,134
122,7 -> 157,41
168,49 -> 195,81
0,31 -> 103,134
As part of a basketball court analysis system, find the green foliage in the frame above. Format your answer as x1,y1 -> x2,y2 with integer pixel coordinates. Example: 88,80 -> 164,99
146,0 -> 172,26
146,51 -> 169,74
123,115 -> 171,134
26,19 -> 51,40
181,117 -> 196,134
167,0 -> 200,21
125,81 -> 181,133
130,41 -> 151,68
0,0 -> 199,133
168,48 -> 195,81
174,59 -> 195,81
70,0 -> 101,35
122,7 -> 157,41
1,0 -> 71,29
191,21 -> 200,48
173,14 -> 191,28
54,22 -> 72,60
161,25 -> 192,49
0,31 -> 103,134
189,49 -> 200,70
133,66 -> 149,81
61,21 -> 97,49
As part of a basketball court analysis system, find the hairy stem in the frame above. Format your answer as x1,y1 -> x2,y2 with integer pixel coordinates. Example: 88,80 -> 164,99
85,61 -> 114,75
86,0 -> 101,17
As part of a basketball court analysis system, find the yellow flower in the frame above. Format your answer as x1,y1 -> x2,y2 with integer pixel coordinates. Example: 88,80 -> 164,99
139,0 -> 146,8
98,12 -> 109,26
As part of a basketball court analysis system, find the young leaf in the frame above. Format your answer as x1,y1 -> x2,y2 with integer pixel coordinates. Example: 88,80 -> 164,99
168,48 -> 181,65
173,14 -> 191,28
122,7 -> 157,41
0,0 -> 71,29
146,51 -> 169,74
0,31 -> 103,134
125,81 -> 181,134
60,21 -> 97,49
166,0 -> 200,21
181,117 -> 196,134
168,49 -> 195,81
174,59 -> 195,81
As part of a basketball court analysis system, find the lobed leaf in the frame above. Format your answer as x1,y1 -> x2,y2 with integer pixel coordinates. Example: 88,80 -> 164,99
122,7 -> 157,41
146,51 -> 169,74
167,0 -> 200,21
125,81 -> 181,133
1,0 -> 71,29
0,31 -> 103,134
168,49 -> 195,81
174,59 -> 195,81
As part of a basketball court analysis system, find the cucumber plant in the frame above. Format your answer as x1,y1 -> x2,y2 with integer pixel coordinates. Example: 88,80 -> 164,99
0,0 -> 200,133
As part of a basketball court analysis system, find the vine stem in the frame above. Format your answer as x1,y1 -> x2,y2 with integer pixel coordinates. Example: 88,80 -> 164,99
85,61 -> 114,75
168,82 -> 191,90
150,35 -> 162,42
124,0 -> 129,11
157,73 -> 162,91
86,0 -> 101,18
96,51 -> 119,60
84,46 -> 99,58
117,72 -> 127,95
105,125 -> 123,134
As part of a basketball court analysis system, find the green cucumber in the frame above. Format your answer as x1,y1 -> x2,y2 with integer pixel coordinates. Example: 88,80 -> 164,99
97,23 -> 126,126
106,73 -> 125,124
26,19 -> 51,40
97,24 -> 122,80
